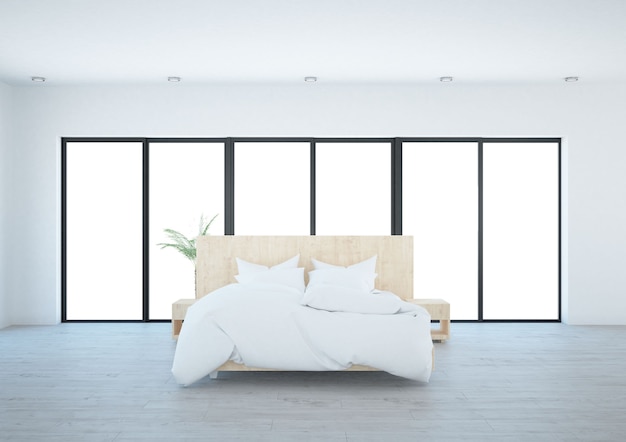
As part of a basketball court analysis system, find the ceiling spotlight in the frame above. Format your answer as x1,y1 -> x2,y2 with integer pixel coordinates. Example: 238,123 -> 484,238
31,76 -> 46,82
168,76 -> 181,82
304,76 -> 317,82
439,76 -> 454,82
564,76 -> 579,82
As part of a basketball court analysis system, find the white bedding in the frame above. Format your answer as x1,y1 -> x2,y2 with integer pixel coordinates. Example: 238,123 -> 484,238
171,282 -> 433,385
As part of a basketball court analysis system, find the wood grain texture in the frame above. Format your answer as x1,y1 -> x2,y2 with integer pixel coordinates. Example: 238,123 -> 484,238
2,322 -> 626,441
195,235 -> 414,300
409,299 -> 451,340
171,299 -> 195,338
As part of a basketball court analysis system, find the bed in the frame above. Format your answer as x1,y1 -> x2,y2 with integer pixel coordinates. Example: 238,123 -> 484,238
171,235 -> 433,385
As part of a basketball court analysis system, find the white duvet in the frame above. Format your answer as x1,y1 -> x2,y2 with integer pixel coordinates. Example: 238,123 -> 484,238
171,282 -> 433,385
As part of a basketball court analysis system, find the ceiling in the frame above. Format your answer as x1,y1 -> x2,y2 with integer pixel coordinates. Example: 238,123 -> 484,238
1,0 -> 625,86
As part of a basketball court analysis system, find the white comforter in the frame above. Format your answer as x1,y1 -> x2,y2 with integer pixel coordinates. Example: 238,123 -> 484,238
171,282 -> 433,385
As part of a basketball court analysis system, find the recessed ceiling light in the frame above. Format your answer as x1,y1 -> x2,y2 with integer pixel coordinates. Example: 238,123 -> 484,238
564,76 -> 579,82
439,76 -> 453,82
304,76 -> 317,82
31,76 -> 46,82
168,76 -> 181,82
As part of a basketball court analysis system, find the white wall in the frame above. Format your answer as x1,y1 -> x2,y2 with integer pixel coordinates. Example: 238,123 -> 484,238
0,81 -> 11,329
6,82 -> 626,325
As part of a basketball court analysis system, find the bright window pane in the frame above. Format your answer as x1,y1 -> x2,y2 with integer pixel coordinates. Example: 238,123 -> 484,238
316,143 -> 390,235
66,142 -> 143,320
150,143 -> 224,319
403,142 -> 478,319
483,142 -> 559,320
235,142 -> 310,235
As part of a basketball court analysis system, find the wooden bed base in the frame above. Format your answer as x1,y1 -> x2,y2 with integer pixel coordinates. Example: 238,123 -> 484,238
208,360 -> 382,378
193,235 -> 431,375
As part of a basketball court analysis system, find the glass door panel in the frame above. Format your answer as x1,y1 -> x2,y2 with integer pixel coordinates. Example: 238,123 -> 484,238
65,141 -> 143,320
483,142 -> 559,320
149,142 -> 224,318
234,142 -> 310,235
403,142 -> 478,319
316,142 -> 390,235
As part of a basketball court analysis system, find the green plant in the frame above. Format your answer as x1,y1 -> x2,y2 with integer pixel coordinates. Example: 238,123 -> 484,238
157,214 -> 218,267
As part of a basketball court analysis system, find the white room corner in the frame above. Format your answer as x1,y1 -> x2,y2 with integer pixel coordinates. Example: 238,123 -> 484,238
0,80 -> 12,329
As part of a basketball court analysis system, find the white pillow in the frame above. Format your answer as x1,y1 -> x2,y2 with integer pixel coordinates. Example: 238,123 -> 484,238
310,255 -> 378,291
236,254 -> 300,274
302,283 -> 402,314
312,255 -> 377,274
307,268 -> 375,293
235,267 -> 305,292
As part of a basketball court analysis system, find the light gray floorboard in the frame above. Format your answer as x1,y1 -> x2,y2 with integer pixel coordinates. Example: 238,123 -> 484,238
1,322 -> 625,441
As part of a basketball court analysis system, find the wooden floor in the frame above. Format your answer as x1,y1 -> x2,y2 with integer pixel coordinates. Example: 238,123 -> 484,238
1,322 -> 625,441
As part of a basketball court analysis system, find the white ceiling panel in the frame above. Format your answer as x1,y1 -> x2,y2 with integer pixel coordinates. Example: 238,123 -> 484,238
1,0 -> 625,85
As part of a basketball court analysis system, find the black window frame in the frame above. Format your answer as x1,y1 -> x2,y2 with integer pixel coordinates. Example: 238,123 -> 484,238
61,136 -> 561,323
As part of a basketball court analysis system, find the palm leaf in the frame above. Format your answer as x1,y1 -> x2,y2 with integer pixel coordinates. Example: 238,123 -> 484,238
200,213 -> 218,236
157,214 -> 218,267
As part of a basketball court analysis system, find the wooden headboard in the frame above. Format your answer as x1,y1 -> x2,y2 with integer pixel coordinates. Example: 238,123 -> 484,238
195,236 -> 413,300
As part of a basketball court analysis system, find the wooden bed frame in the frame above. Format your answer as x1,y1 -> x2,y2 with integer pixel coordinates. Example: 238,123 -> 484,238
196,235 -> 413,300
194,235 -> 418,375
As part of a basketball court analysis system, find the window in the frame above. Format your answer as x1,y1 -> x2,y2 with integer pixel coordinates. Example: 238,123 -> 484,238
315,142 -> 391,235
149,142 -> 224,319
63,137 -> 560,323
234,142 -> 310,235
482,142 -> 559,320
403,142 -> 478,319
64,141 -> 143,320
